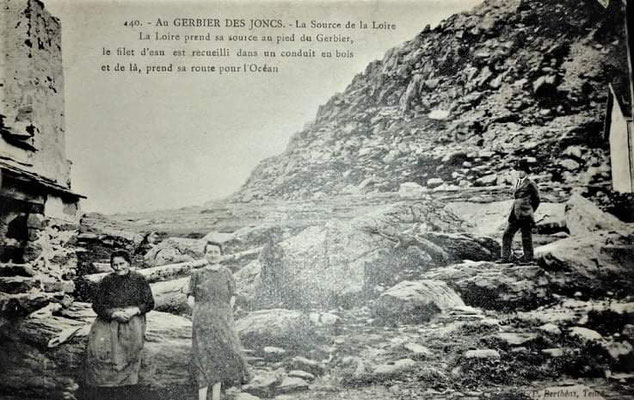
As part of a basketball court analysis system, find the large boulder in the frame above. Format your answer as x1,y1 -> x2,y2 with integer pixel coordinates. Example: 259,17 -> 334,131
565,193 -> 630,236
143,238 -> 205,267
255,200 -> 499,309
422,261 -> 555,311
535,230 -> 634,297
0,303 -> 194,400
420,232 -> 500,261
373,280 -> 465,323
235,309 -> 318,350
151,277 -> 190,314
256,220 -> 409,309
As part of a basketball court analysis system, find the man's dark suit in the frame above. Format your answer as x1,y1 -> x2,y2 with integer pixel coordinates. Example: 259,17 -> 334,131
501,177 -> 541,261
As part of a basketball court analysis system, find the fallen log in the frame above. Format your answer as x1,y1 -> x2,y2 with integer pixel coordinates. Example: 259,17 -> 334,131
83,247 -> 263,286
222,247 -> 263,271
83,259 -> 208,285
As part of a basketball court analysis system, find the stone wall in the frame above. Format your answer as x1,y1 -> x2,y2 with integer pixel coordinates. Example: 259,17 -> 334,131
0,0 -> 71,187
0,0 -> 80,321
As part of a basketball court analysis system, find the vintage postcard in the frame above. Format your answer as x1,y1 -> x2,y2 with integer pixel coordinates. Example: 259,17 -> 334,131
1,0 -> 633,399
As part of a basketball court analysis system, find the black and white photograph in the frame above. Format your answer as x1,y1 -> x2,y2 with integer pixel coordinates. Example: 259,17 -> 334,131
1,0 -> 633,399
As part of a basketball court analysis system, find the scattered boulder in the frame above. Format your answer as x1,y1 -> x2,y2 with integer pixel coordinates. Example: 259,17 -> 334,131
493,332 -> 539,347
563,146 -> 584,159
542,348 -> 564,358
143,238 -> 205,267
559,159 -> 581,171
403,343 -> 433,359
428,109 -> 450,120
372,358 -> 417,379
235,309 -> 317,350
420,232 -> 500,261
422,261 -> 554,311
288,370 -> 315,382
603,340 -> 633,363
535,230 -> 634,297
263,346 -> 287,361
308,311 -> 341,327
276,376 -> 309,394
539,323 -> 562,336
464,349 -> 500,360
427,178 -> 444,188
475,174 -> 498,186
286,356 -> 327,377
569,327 -> 603,344
373,280 -> 465,324
242,368 -> 286,398
532,75 -> 557,97
398,182 -> 426,198
564,194 -> 630,236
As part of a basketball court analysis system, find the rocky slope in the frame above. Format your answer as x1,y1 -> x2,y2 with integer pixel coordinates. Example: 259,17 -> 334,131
234,0 -> 630,206
3,192 -> 634,400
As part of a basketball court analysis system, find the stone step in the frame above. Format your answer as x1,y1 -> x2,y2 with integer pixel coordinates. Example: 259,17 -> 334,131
0,263 -> 35,277
0,276 -> 42,294
0,276 -> 75,295
0,291 -> 67,317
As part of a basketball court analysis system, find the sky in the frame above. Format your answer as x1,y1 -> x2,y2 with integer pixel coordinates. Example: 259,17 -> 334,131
44,0 -> 482,214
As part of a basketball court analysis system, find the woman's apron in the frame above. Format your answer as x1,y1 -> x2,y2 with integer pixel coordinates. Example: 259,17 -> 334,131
85,314 -> 146,387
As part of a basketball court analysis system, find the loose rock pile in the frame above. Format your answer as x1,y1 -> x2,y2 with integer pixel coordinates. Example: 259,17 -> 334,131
234,0 -> 626,209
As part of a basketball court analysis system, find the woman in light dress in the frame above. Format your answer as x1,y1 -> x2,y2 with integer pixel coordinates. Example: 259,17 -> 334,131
187,241 -> 250,400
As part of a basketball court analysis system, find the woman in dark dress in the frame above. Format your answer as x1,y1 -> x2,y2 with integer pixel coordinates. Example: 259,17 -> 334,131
187,241 -> 250,400
84,250 -> 154,398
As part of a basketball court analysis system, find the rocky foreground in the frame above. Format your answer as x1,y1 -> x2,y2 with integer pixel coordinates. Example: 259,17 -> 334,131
1,192 -> 633,400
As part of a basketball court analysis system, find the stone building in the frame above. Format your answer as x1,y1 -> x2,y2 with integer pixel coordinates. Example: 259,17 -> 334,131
1,0 -> 83,317
605,84 -> 634,192
603,0 -> 634,193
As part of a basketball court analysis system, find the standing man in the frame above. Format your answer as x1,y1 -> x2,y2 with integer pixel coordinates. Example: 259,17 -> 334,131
498,159 -> 540,264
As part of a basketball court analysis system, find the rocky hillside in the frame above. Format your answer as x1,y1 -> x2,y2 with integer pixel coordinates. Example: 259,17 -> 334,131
234,0 -> 630,204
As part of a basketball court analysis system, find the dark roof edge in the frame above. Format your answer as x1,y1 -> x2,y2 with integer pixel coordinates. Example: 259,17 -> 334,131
609,83 -> 633,120
0,162 -> 86,200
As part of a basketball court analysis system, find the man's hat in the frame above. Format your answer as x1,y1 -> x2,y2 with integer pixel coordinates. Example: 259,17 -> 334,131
516,159 -> 531,173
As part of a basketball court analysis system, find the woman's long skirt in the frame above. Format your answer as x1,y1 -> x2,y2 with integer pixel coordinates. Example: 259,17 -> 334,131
192,304 -> 250,388
85,315 -> 147,387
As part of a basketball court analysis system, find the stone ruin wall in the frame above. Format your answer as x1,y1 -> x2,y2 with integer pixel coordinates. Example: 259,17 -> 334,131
1,0 -> 70,186
1,0 -> 80,319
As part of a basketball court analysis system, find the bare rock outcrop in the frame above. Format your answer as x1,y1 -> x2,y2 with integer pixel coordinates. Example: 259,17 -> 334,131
0,303 -> 194,399
249,200 -> 498,309
422,261 -> 554,311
